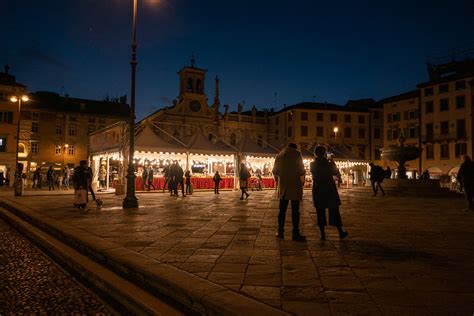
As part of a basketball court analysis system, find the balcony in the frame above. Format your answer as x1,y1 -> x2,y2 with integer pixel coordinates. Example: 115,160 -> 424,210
421,133 -> 467,143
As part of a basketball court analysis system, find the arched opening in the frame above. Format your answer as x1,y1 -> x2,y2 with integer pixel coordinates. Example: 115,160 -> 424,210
18,143 -> 25,154
196,79 -> 202,93
187,78 -> 194,92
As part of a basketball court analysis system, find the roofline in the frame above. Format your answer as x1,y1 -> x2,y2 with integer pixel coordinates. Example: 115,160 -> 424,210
378,90 -> 419,104
416,73 -> 474,88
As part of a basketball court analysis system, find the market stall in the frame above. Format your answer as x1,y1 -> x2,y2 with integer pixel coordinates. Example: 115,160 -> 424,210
238,137 -> 278,189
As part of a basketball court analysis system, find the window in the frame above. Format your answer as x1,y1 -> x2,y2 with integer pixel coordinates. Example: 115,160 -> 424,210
31,143 -> 38,154
88,117 -> 96,123
455,80 -> 466,90
426,123 -> 434,141
187,78 -> 193,92
88,125 -> 95,133
0,137 -> 6,152
440,121 -> 449,135
374,128 -> 381,139
31,112 -> 39,119
456,96 -> 465,108
391,129 -> 398,140
408,127 -> 417,138
358,145 -> 366,159
316,113 -> 324,121
0,111 -> 14,123
55,145 -> 61,155
374,148 -> 381,160
56,125 -> 62,134
392,112 -> 400,122
330,114 -> 337,122
301,112 -> 308,121
230,134 -> 236,145
440,144 -> 449,159
316,126 -> 324,137
455,143 -> 467,158
68,124 -> 76,136
424,87 -> 433,96
426,144 -> 434,159
287,127 -> 292,137
408,110 -> 417,120
31,122 -> 39,133
275,117 -> 279,125
425,101 -> 434,113
344,114 -> 351,123
457,119 -> 466,138
300,126 -> 308,137
358,128 -> 365,138
358,115 -> 365,124
68,145 -> 75,155
288,112 -> 293,121
373,111 -> 380,119
69,115 -> 77,122
439,84 -> 449,94
440,98 -> 449,111
344,127 -> 352,138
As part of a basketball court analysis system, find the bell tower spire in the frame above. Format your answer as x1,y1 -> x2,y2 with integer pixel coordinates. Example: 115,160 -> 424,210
213,75 -> 220,108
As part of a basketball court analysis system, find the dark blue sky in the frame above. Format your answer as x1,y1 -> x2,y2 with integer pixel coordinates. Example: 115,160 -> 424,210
2,0 -> 473,119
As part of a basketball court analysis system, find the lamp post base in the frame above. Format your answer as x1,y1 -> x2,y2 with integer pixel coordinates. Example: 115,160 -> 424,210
123,164 -> 139,209
123,195 -> 139,208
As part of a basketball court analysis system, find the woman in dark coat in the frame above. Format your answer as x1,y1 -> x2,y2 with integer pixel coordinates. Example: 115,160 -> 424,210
239,163 -> 251,200
310,146 -> 348,240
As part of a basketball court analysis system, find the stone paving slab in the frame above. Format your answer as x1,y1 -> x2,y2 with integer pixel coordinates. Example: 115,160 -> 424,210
2,189 -> 474,315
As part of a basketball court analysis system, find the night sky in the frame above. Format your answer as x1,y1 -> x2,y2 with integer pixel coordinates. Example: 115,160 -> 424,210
2,0 -> 473,119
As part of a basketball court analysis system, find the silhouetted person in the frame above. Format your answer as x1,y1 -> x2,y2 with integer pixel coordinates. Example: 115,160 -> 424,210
385,166 -> 392,179
141,167 -> 148,191
272,143 -> 306,242
457,155 -> 474,211
86,162 -> 96,201
311,146 -> 348,240
239,163 -> 250,200
420,169 -> 430,180
147,167 -> 156,191
163,165 -> 170,192
369,162 -> 385,197
33,168 -> 42,189
185,170 -> 192,195
171,161 -> 185,197
213,171 -> 222,194
47,166 -> 55,191
0,171 -> 4,187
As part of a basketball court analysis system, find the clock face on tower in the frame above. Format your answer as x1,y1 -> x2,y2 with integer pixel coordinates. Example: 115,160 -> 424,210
189,100 -> 201,112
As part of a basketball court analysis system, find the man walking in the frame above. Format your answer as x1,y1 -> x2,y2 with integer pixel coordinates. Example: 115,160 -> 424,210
457,155 -> 474,211
272,143 -> 306,242
147,167 -> 156,191
172,161 -> 185,197
369,162 -> 385,196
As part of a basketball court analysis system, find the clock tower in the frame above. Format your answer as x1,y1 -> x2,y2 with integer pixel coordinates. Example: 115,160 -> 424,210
177,57 -> 209,115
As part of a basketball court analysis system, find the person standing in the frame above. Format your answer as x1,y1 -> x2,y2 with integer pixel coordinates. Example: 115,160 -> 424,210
185,170 -> 192,195
239,163 -> 251,200
47,166 -> 55,191
86,162 -> 96,202
213,170 -> 222,194
385,166 -> 392,179
311,146 -> 348,240
172,161 -> 185,197
369,162 -> 385,197
0,171 -> 4,187
147,167 -> 156,191
63,167 -> 70,189
272,143 -> 306,242
457,155 -> 474,211
141,166 -> 148,191
33,168 -> 41,189
162,164 -> 170,192
73,161 -> 89,208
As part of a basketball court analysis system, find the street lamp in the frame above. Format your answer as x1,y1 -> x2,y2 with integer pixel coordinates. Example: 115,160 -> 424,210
123,0 -> 139,208
11,94 -> 29,196
333,126 -> 339,141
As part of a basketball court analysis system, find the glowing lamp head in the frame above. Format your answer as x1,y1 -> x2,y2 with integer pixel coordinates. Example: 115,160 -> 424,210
333,127 -> 339,133
21,95 -> 29,102
10,96 -> 18,102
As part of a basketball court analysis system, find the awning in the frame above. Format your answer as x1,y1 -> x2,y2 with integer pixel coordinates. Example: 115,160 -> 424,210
135,123 -> 187,153
187,131 -> 236,155
239,136 -> 278,157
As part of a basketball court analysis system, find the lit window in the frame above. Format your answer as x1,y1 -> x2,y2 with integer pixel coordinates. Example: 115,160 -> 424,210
68,145 -> 75,155
55,145 -> 61,155
0,137 -> 6,152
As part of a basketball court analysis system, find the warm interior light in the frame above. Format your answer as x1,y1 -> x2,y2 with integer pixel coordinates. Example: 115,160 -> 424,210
10,96 -> 18,102
21,95 -> 29,102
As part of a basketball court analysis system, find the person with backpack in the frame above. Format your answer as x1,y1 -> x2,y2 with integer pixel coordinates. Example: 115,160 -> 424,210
369,162 -> 385,197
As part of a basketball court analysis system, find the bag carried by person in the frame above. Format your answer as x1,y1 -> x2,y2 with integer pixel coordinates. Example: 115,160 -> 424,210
74,189 -> 87,208
189,183 -> 194,194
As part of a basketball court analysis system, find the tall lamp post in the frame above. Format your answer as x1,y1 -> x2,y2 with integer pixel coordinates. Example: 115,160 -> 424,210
10,94 -> 29,196
123,0 -> 139,208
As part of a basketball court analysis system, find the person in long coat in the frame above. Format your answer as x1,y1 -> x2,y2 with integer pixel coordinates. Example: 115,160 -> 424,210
311,146 -> 348,240
272,143 -> 306,242
457,155 -> 474,211
239,163 -> 251,200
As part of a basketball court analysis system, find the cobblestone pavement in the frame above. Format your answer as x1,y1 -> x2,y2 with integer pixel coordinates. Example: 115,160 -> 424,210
3,189 -> 474,315
0,219 -> 113,315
